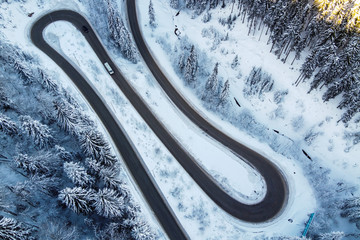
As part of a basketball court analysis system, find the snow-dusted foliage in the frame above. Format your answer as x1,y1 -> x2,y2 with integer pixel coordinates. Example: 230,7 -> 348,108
37,68 -> 58,92
64,162 -> 94,187
234,0 -> 360,122
58,187 -> 93,215
218,79 -> 230,106
99,167 -> 122,190
92,188 -> 124,218
20,115 -> 54,149
0,114 -> 18,136
0,25 -> 152,238
13,153 -> 50,176
105,0 -> 139,63
80,130 -> 117,167
202,62 -> 219,101
148,0 -> 156,28
341,197 -> 360,224
231,55 -> 239,69
243,67 -> 273,100
39,221 -> 78,240
184,45 -> 198,85
170,0 -> 179,9
53,101 -> 79,135
317,231 -> 345,240
131,220 -> 156,240
0,217 -> 32,240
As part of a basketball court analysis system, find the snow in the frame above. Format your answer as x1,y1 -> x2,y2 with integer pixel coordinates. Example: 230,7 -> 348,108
1,0 -> 359,238
135,0 -> 359,237
43,6 -> 314,240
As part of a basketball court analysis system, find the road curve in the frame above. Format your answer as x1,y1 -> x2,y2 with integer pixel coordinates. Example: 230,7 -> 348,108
30,11 -> 188,240
31,6 -> 288,239
127,0 -> 288,220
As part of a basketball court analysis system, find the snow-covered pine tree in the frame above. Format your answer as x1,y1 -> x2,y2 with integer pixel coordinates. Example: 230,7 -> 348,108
184,45 -> 198,85
131,220 -> 155,240
170,0 -> 179,9
13,153 -> 49,176
12,57 -> 35,84
178,53 -> 186,73
58,187 -> 93,214
79,130 -> 106,159
317,231 -> 345,240
97,146 -> 117,167
55,145 -> 73,161
64,162 -> 94,187
148,0 -> 156,28
218,79 -> 230,106
244,67 -> 273,100
53,101 -> 79,135
86,157 -> 101,173
202,62 -> 219,101
92,188 -> 124,218
195,0 -> 208,14
106,0 -> 139,63
231,55 -> 239,69
20,115 -> 54,149
0,114 -> 18,136
99,167 -> 122,190
341,197 -> 360,223
37,68 -> 58,93
0,216 -> 32,240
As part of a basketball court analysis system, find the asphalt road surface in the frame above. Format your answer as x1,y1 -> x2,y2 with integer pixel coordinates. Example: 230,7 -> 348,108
31,10 -> 188,240
31,7 -> 288,239
127,0 -> 288,221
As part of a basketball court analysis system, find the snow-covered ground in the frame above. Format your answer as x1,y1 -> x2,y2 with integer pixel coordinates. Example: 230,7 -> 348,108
136,0 -> 360,237
1,0 -> 359,238
43,18 -> 317,238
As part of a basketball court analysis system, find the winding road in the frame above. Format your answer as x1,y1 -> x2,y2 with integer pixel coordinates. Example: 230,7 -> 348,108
31,6 -> 288,240
127,0 -> 288,221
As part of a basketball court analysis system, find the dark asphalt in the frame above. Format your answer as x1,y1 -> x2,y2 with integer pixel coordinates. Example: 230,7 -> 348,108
31,6 -> 288,239
30,11 -> 188,240
127,0 -> 288,220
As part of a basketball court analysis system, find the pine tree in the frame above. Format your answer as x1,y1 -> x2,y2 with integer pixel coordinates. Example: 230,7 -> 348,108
53,101 -> 79,135
37,68 -> 58,92
148,0 -> 156,28
203,63 -> 219,101
318,231 -> 345,240
58,187 -> 93,214
80,130 -> 106,159
97,146 -> 117,167
341,197 -> 360,222
106,0 -> 139,63
64,162 -> 94,187
99,167 -> 122,190
178,53 -> 186,73
92,188 -> 124,218
0,114 -> 18,136
231,55 -> 239,69
244,67 -> 273,99
13,153 -> 50,176
55,145 -> 73,161
184,45 -> 198,85
0,217 -> 32,240
170,0 -> 179,9
86,157 -> 101,173
20,115 -> 54,149
218,80 -> 230,106
131,220 -> 155,240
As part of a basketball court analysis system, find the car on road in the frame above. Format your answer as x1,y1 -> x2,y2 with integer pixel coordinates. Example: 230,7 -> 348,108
104,62 -> 114,75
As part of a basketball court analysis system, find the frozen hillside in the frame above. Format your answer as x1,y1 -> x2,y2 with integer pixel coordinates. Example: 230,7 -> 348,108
0,0 -> 359,239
